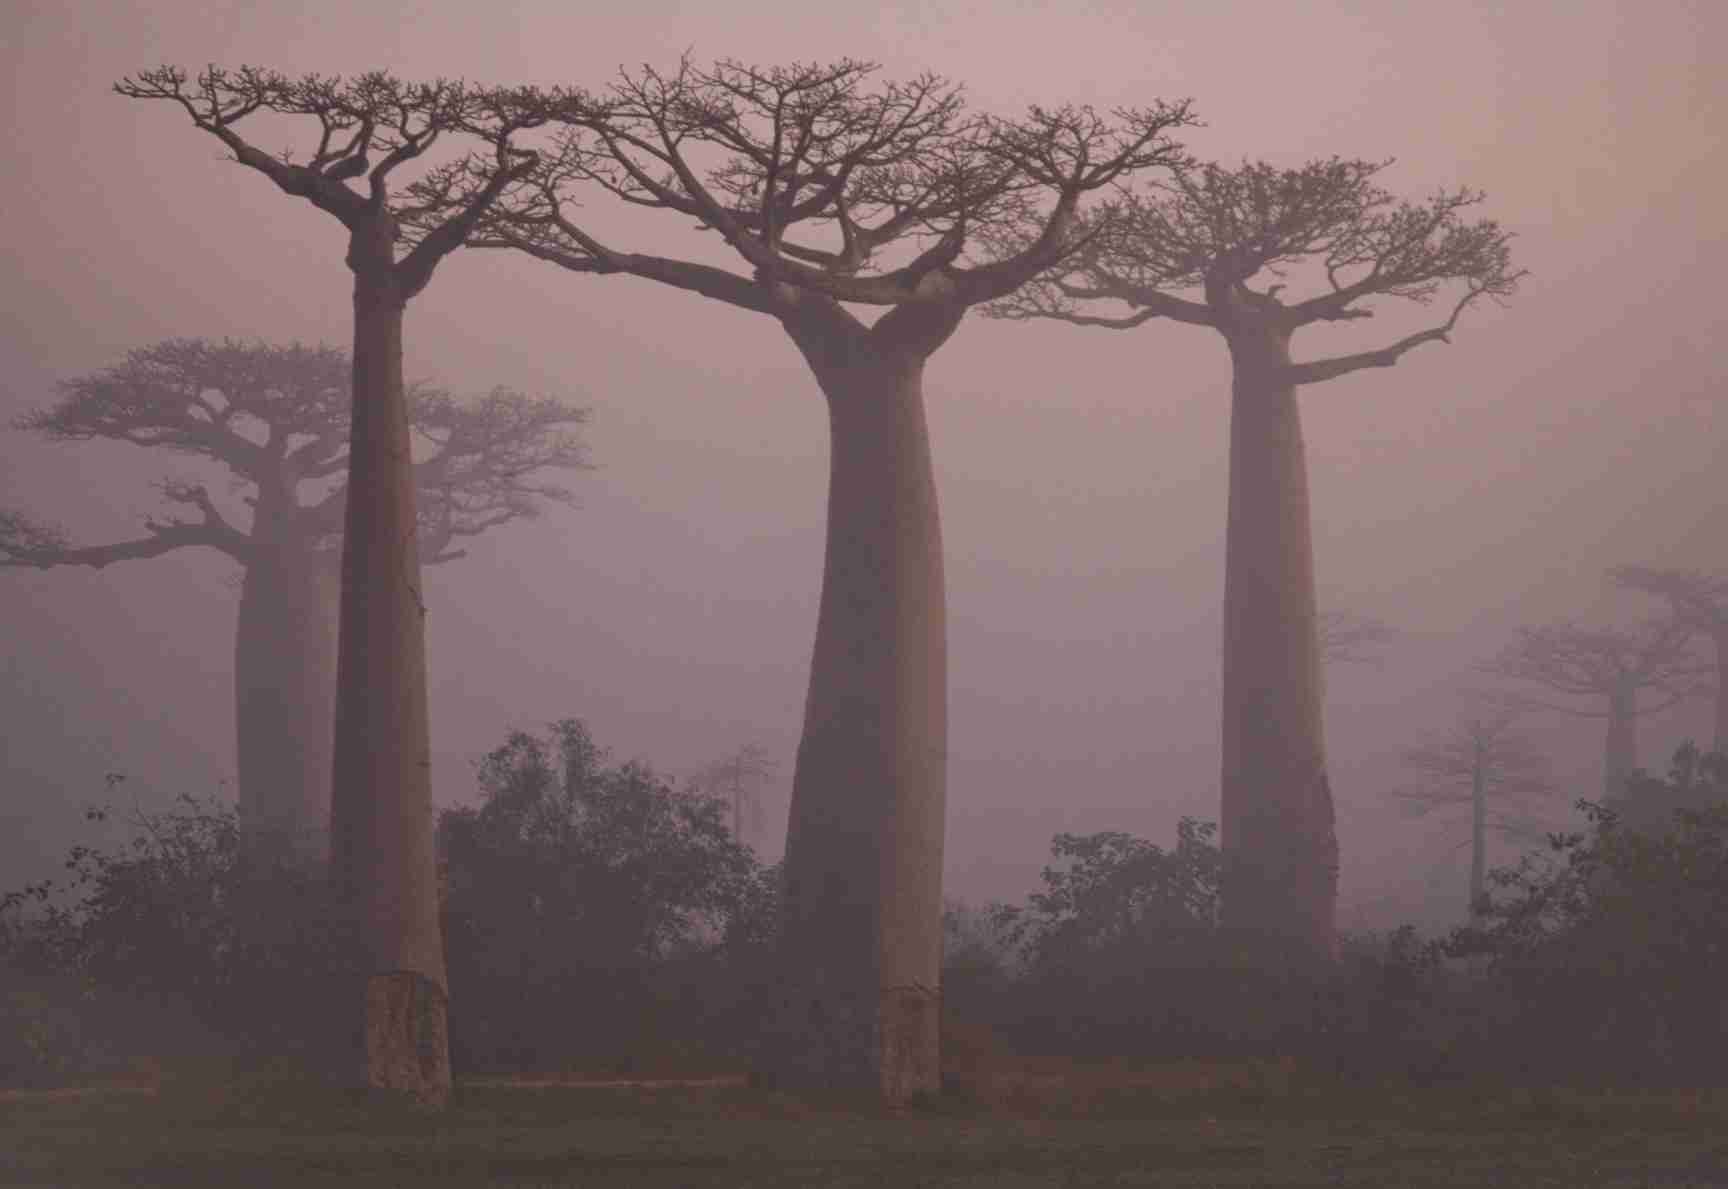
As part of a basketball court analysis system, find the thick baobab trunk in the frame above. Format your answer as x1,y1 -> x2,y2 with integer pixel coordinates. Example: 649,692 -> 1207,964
328,259 -> 450,1107
763,309 -> 950,1101
1217,327 -> 1337,968
234,537 -> 338,869
1468,761 -> 1487,921
1603,682 -> 1637,799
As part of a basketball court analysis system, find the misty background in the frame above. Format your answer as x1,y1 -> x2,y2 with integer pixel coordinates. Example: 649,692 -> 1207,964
2,0 -> 1722,933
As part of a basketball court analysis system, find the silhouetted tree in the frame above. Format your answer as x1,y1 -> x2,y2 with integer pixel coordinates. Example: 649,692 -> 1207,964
1389,700 -> 1556,921
5,339 -> 587,867
116,64 -> 556,1105
463,57 -> 1197,1098
691,743 -> 777,851
990,157 -> 1522,968
1612,566 -> 1728,752
438,718 -> 760,1071
1319,610 -> 1396,667
1486,619 -> 1707,799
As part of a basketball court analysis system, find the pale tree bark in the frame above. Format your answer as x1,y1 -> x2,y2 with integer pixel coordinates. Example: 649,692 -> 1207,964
1469,761 -> 1487,920
1218,322 -> 1336,964
1715,630 -> 1728,755
234,536 -> 339,869
1604,681 -> 1638,799
767,300 -> 956,1096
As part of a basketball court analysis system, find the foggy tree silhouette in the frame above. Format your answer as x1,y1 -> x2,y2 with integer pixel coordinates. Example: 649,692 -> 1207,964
1485,619 -> 1708,799
1319,610 -> 1396,668
692,743 -> 778,849
1611,565 -> 1728,753
114,64 -> 558,1106
1388,698 -> 1556,922
452,57 -> 1198,1099
4,338 -> 588,869
989,156 -> 1523,968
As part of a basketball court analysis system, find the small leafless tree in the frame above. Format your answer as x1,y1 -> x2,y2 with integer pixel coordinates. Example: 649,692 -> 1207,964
116,64 -> 560,1106
454,57 -> 1197,1098
693,743 -> 778,848
1319,610 -> 1396,667
1390,699 -> 1556,921
5,338 -> 587,866
989,156 -> 1523,967
1612,565 -> 1728,752
1485,620 -> 1708,799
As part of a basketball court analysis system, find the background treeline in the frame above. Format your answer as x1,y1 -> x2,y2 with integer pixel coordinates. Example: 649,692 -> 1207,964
4,721 -> 1725,1091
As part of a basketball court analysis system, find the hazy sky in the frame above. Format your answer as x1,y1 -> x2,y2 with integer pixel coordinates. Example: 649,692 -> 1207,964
3,0 -> 1723,929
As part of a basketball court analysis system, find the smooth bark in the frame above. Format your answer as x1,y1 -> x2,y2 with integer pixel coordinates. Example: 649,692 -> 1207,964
234,535 -> 338,868
1604,682 -> 1637,799
1469,761 -> 1487,920
1217,323 -> 1337,966
762,300 -> 954,1099
328,251 -> 449,1106
1714,631 -> 1728,755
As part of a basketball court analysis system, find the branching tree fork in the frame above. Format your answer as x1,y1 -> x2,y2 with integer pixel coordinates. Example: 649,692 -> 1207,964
1612,565 -> 1728,753
455,58 -> 1197,1098
4,338 -> 587,870
990,157 -> 1523,966
114,64 -> 559,1105
1485,619 -> 1708,798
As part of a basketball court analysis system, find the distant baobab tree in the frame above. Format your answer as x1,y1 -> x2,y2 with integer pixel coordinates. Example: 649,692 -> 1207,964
461,57 -> 1198,1099
1389,698 -> 1555,921
694,743 -> 778,849
1485,619 -> 1708,799
990,156 -> 1523,968
1611,565 -> 1728,753
115,64 -> 559,1106
4,338 -> 587,870
1319,610 -> 1396,667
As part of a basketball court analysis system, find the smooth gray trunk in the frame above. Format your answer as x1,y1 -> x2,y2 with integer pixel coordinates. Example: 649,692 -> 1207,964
328,258 -> 450,1106
234,533 -> 338,869
1604,682 -> 1636,799
1713,631 -> 1727,756
763,305 -> 951,1101
1469,760 -> 1487,921
1217,326 -> 1337,967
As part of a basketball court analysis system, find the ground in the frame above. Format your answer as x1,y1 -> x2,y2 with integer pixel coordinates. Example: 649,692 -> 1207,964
4,1066 -> 1728,1187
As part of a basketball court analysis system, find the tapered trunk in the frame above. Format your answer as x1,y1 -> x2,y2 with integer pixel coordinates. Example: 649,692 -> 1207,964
234,536 -> 338,869
1217,326 -> 1337,967
1604,682 -> 1637,799
1713,630 -> 1727,756
1469,762 -> 1487,921
328,259 -> 450,1106
762,307 -> 951,1101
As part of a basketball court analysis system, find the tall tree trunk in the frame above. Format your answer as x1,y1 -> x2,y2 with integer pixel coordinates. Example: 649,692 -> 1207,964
328,257 -> 450,1107
1713,629 -> 1727,756
763,304 -> 951,1101
1469,761 -> 1487,921
234,537 -> 338,869
1217,325 -> 1337,968
1604,682 -> 1637,799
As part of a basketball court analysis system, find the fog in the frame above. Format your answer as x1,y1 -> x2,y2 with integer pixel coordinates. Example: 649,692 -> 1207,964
2,0 -> 1722,934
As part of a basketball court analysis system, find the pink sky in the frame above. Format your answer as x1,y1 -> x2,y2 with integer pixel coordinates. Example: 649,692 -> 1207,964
2,0 -> 1723,929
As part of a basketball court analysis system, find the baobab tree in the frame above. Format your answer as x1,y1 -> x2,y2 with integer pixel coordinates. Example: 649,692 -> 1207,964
115,65 -> 556,1105
1612,565 -> 1728,753
1389,700 -> 1555,921
1486,619 -> 1708,799
990,156 -> 1522,968
4,338 -> 587,868
464,58 -> 1197,1098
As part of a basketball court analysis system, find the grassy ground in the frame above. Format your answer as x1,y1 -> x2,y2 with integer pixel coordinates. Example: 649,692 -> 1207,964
5,1064 -> 1728,1187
